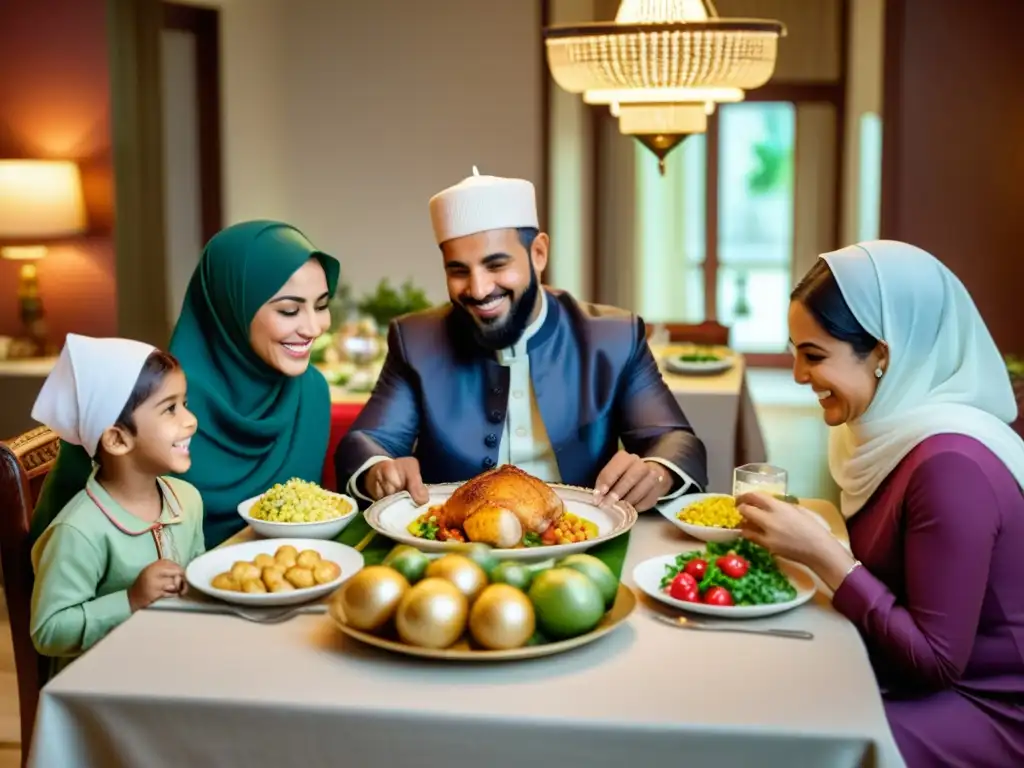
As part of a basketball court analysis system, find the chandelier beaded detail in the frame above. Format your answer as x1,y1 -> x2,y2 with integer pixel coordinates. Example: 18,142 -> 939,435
544,0 -> 786,173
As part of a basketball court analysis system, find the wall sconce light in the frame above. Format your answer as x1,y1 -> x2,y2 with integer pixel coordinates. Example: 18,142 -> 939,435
0,159 -> 87,357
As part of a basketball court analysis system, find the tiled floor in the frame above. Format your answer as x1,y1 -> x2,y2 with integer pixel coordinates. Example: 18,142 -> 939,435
0,368 -> 832,765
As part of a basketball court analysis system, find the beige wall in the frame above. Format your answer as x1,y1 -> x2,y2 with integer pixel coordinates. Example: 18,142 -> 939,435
186,0 -> 543,303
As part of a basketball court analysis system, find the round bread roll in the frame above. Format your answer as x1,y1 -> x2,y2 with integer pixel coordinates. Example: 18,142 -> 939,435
253,553 -> 276,569
296,549 -> 322,569
211,573 -> 239,591
313,560 -> 342,585
285,566 -> 315,589
231,561 -> 261,582
241,578 -> 267,593
261,565 -> 286,588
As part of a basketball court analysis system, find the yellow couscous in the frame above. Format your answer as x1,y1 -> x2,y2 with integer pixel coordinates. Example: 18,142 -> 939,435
677,496 -> 743,529
249,478 -> 352,523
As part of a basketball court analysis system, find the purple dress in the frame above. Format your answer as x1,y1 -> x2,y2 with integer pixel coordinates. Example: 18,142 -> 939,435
832,434 -> 1024,767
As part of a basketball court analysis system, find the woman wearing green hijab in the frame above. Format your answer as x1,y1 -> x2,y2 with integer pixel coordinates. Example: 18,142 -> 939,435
30,220 -> 340,547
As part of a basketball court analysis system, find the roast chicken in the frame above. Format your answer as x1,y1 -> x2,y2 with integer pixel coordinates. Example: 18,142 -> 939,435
432,465 -> 565,548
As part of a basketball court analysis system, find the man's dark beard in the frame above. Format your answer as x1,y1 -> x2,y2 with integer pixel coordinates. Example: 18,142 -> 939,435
452,267 -> 540,352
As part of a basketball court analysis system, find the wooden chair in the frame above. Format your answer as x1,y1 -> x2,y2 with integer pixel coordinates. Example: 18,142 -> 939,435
0,426 -> 58,758
646,321 -> 731,347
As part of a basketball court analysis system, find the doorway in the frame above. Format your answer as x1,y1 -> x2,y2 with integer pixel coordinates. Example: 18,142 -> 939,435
160,2 -> 222,325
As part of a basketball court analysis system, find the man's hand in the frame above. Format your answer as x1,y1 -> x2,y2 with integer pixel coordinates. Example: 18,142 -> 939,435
365,457 -> 430,505
128,559 -> 185,613
593,450 -> 674,511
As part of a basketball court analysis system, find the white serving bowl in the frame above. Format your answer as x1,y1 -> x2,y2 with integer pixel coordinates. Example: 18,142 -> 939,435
659,492 -> 835,544
237,490 -> 360,540
186,538 -> 364,607
658,492 -> 744,543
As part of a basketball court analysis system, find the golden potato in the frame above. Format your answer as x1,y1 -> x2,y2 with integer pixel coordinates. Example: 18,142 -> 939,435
285,566 -> 315,589
275,544 -> 298,561
261,565 -> 286,587
253,553 -> 276,569
296,549 -> 322,569
269,580 -> 296,593
211,572 -> 240,591
231,561 -> 261,582
241,578 -> 268,594
313,560 -> 342,585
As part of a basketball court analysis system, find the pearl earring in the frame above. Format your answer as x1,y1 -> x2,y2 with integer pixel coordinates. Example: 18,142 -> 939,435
874,367 -> 884,379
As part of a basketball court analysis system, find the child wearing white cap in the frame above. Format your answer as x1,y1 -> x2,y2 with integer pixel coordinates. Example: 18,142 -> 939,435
29,334 -> 205,673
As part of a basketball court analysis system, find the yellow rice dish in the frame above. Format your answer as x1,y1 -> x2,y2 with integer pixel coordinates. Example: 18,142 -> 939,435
249,478 -> 352,523
677,495 -> 743,529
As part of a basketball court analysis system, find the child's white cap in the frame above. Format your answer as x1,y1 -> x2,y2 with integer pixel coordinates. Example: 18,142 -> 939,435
32,334 -> 156,457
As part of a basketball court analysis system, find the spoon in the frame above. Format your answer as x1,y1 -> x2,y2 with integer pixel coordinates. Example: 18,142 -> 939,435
651,613 -> 814,640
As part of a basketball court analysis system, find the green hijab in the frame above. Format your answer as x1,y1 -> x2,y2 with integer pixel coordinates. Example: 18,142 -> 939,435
30,221 -> 340,548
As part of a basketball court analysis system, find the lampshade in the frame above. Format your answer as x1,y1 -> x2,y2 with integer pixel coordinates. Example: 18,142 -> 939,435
0,160 -> 87,242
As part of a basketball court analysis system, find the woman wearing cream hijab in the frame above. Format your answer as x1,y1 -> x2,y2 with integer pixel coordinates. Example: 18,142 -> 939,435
738,241 -> 1024,767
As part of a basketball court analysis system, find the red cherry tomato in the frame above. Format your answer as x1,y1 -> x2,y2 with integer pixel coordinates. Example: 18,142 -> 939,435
668,572 -> 701,602
684,558 -> 708,580
716,554 -> 749,579
703,586 -> 734,606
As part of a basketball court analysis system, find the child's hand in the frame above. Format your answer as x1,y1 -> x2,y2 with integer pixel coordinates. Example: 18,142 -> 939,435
128,559 -> 186,612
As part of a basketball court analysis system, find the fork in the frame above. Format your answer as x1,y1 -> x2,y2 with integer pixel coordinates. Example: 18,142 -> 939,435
651,613 -> 814,640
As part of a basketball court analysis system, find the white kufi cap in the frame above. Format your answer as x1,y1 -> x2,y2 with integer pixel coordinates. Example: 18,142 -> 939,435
429,166 -> 538,245
32,334 -> 157,457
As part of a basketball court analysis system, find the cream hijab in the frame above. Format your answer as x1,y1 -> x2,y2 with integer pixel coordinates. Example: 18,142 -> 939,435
821,240 -> 1024,517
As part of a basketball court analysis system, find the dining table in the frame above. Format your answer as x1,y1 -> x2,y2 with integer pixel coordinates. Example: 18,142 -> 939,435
29,498 -> 905,768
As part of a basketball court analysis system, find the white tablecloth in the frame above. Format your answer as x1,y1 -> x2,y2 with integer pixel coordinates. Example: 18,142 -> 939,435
30,503 -> 904,768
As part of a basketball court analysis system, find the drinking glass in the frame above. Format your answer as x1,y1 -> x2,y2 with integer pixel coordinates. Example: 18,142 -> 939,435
732,463 -> 788,497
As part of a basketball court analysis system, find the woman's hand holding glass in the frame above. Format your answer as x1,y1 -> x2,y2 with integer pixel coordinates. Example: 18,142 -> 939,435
736,492 -> 858,591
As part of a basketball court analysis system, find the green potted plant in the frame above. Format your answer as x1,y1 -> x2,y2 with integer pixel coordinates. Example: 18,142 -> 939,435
357,278 -> 432,331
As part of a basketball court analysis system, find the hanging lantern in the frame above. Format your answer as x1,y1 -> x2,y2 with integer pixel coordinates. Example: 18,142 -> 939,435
544,0 -> 786,173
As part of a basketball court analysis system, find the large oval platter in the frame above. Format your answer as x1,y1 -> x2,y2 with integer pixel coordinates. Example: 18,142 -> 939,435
329,583 -> 636,661
364,482 -> 638,562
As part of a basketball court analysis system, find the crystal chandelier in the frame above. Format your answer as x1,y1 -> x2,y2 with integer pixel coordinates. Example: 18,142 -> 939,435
544,0 -> 786,173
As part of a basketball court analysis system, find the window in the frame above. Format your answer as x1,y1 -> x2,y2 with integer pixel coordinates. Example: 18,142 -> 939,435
717,102 -> 796,353
635,98 -> 840,361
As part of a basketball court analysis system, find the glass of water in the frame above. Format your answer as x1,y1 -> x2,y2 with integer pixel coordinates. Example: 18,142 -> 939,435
733,463 -> 788,497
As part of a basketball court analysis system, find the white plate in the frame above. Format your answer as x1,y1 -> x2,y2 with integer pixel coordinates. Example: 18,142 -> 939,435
364,482 -> 637,562
658,492 -> 744,543
664,354 -> 735,376
185,538 -> 364,607
237,491 -> 360,540
632,553 -> 816,619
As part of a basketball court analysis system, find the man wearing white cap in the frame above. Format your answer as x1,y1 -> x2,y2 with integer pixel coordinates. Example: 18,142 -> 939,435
335,168 -> 708,512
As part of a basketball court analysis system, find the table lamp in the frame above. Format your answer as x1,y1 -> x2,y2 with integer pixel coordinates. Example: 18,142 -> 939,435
0,159 -> 87,358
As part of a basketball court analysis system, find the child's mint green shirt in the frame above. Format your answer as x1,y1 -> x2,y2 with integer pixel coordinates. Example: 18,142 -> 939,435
30,472 -> 205,668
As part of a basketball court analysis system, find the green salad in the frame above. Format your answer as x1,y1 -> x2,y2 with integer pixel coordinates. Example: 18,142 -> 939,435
659,539 -> 797,607
677,351 -> 722,363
